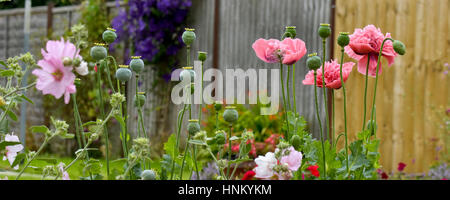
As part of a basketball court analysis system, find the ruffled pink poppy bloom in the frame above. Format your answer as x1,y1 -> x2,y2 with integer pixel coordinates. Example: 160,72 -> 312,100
344,25 -> 397,77
302,60 -> 354,89
32,38 -> 78,104
2,134 -> 24,170
252,38 -> 307,65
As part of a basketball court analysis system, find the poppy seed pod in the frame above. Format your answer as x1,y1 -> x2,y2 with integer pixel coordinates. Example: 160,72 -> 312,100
337,32 -> 350,48
306,53 -> 322,71
214,101 -> 223,111
102,28 -> 117,44
198,51 -> 207,62
130,56 -> 145,73
182,28 -> 196,46
179,67 -> 196,83
188,119 -> 201,136
223,106 -> 238,124
214,130 -> 226,145
134,93 -> 146,108
318,23 -> 331,39
141,169 -> 156,180
290,135 -> 302,151
285,26 -> 297,38
90,44 -> 107,61
115,66 -> 132,82
393,40 -> 406,55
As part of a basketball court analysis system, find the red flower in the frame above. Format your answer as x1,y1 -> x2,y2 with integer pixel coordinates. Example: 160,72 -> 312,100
397,162 -> 406,172
242,170 -> 256,180
94,64 -> 98,72
381,172 -> 389,179
307,165 -> 320,177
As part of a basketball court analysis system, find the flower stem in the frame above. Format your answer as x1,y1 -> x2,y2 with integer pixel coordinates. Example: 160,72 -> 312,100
362,56 -> 371,130
339,48 -> 350,176
170,104 -> 187,180
321,39 -> 330,143
227,124 -> 232,179
279,63 -> 291,139
179,134 -> 191,180
4,82 -> 36,98
71,94 -> 82,149
286,65 -> 291,111
199,61 -> 204,124
16,136 -> 53,180
314,71 -> 327,178
292,64 -> 297,113
96,61 -> 110,178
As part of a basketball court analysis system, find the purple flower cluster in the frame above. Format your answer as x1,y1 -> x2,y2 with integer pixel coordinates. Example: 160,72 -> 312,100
112,0 -> 191,64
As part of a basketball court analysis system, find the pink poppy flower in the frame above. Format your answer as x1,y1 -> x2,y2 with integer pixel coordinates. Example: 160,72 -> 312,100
2,134 -> 24,170
302,60 -> 354,89
252,38 -> 307,65
33,39 -> 78,104
344,25 -> 397,77
279,147 -> 302,171
254,152 -> 277,179
279,38 -> 307,65
252,39 -> 283,63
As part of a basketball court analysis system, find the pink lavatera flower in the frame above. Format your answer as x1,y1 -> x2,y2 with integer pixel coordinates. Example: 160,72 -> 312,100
252,38 -> 307,65
279,147 -> 302,171
33,38 -> 79,104
2,134 -> 24,170
302,60 -> 354,89
58,162 -> 70,180
344,25 -> 397,77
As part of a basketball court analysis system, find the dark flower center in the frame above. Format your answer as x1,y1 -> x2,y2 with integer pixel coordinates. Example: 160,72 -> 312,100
52,70 -> 63,81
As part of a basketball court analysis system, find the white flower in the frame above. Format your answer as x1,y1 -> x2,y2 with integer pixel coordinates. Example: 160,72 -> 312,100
58,162 -> 70,180
2,134 -> 24,170
254,152 -> 277,179
75,61 -> 89,76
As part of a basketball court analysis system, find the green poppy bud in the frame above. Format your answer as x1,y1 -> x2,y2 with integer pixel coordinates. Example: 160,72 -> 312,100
134,92 -> 146,108
285,26 -> 296,38
198,51 -> 207,62
63,57 -> 73,66
115,66 -> 132,82
214,101 -> 223,111
102,28 -> 117,44
188,119 -> 201,136
290,135 -> 302,151
179,67 -> 196,83
90,44 -> 107,61
72,58 -> 81,67
74,78 -> 81,86
318,23 -> 331,39
337,32 -> 350,47
141,169 -> 156,180
130,56 -> 145,73
223,106 -> 238,124
366,120 -> 378,136
306,53 -> 322,71
214,130 -> 226,145
393,40 -> 406,55
182,28 -> 196,46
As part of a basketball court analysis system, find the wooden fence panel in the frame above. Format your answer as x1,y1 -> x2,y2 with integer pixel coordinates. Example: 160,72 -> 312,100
333,0 -> 449,173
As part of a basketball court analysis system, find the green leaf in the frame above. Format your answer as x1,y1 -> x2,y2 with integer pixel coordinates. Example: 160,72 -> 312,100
0,60 -> 7,67
0,70 -> 14,76
60,133 -> 75,139
31,125 -> 49,134
82,121 -> 97,127
163,134 -> 178,157
36,158 -> 57,164
0,141 -> 22,150
188,140 -> 206,146
229,136 -> 239,141
11,153 -> 26,168
18,95 -> 34,104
